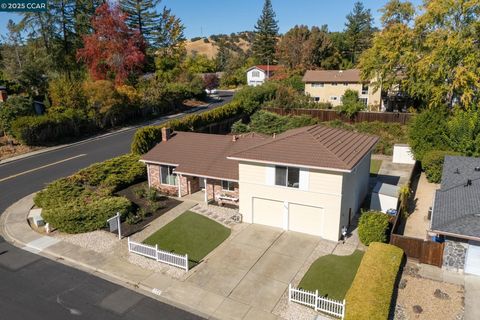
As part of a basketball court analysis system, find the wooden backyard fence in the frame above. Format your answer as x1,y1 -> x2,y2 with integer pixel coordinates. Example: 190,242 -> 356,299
127,237 -> 189,271
288,284 -> 345,319
263,107 -> 413,125
390,234 -> 444,267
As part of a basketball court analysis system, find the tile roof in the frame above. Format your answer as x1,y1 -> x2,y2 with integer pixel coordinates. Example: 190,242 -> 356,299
228,125 -> 379,171
432,156 -> 480,239
141,132 -> 266,181
302,69 -> 362,83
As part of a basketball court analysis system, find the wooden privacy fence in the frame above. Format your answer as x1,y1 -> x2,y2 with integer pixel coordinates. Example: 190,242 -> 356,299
263,107 -> 413,125
288,284 -> 345,319
127,237 -> 189,271
390,234 -> 444,267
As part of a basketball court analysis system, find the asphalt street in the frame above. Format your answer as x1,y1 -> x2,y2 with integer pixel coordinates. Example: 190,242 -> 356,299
0,90 -> 233,320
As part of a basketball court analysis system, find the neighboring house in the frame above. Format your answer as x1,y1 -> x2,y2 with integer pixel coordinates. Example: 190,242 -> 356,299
246,65 -> 281,86
431,156 -> 480,275
302,69 -> 382,108
141,125 -> 378,241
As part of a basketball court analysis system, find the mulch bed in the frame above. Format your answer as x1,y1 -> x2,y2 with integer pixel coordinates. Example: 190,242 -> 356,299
113,182 -> 182,237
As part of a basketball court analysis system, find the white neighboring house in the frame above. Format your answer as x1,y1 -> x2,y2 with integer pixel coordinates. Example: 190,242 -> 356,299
246,65 -> 281,86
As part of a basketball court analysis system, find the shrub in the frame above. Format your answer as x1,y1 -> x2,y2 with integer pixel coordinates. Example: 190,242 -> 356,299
0,95 -> 34,136
345,243 -> 403,320
42,196 -> 133,233
337,89 -> 366,119
422,150 -> 460,183
358,211 -> 390,246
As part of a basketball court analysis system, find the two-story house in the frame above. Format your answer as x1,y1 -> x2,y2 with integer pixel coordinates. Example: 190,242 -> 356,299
302,69 -> 382,108
246,65 -> 281,86
141,125 -> 378,241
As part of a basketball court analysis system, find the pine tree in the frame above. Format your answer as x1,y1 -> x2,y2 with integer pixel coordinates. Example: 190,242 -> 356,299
344,1 -> 374,65
120,0 -> 160,46
251,0 -> 279,65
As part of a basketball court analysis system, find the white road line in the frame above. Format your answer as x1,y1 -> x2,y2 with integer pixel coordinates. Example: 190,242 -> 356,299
0,154 -> 87,182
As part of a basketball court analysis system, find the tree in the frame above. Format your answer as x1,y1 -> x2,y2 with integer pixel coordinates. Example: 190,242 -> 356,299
251,0 -> 279,64
1,20 -> 26,83
344,1 -> 374,65
203,73 -> 219,90
76,3 -> 145,85
338,89 -> 365,118
120,0 -> 160,46
360,0 -> 480,109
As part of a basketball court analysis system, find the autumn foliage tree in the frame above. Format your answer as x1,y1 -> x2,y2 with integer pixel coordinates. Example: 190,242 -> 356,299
77,3 -> 145,85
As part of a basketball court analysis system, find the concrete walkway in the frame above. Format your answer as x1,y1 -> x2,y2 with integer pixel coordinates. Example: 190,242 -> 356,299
0,193 -> 333,320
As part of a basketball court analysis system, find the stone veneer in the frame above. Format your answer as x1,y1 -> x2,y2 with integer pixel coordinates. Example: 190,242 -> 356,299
206,179 -> 239,206
442,239 -> 468,272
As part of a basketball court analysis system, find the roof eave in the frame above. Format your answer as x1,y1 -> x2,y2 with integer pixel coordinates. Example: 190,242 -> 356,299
430,229 -> 480,242
227,156 -> 351,173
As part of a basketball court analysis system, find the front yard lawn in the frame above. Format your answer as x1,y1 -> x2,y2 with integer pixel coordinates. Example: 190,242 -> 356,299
143,211 -> 230,268
299,250 -> 364,300
370,159 -> 382,176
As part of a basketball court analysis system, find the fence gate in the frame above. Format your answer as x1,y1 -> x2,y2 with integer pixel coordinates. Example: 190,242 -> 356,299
419,241 -> 444,267
390,234 -> 444,267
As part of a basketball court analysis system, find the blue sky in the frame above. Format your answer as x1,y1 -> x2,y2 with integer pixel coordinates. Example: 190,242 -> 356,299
0,0 -> 423,39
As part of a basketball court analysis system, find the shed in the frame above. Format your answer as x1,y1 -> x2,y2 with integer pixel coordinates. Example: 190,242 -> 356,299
370,182 -> 399,213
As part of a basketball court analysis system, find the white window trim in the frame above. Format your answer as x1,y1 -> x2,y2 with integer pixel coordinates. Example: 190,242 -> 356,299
221,180 -> 235,191
275,166 -> 300,189
160,165 -> 178,186
330,96 -> 338,101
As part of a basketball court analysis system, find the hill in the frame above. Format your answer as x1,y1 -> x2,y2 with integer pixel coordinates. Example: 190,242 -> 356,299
185,31 -> 254,59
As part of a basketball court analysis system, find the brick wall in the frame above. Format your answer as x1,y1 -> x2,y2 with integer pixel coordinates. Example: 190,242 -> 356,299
147,164 -> 178,196
206,179 -> 239,205
179,175 -> 200,196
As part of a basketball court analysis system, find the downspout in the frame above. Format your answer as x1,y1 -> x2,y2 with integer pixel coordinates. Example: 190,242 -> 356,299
178,174 -> 182,198
204,178 -> 208,203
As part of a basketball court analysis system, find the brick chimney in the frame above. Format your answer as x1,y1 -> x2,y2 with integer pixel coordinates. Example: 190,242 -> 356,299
161,127 -> 171,142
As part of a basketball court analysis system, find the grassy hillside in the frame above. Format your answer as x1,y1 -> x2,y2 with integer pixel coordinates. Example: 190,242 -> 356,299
186,31 -> 254,58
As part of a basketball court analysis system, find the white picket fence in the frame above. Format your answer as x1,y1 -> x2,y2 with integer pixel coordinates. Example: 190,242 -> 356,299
127,237 -> 189,271
288,284 -> 345,319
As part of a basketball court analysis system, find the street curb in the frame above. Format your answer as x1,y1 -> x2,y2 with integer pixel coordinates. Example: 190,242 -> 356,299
0,194 -> 211,320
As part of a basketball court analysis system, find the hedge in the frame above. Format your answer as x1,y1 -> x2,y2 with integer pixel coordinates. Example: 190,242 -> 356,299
422,150 -> 460,183
131,101 -> 246,154
345,243 -> 403,320
358,211 -> 390,246
35,154 -> 146,233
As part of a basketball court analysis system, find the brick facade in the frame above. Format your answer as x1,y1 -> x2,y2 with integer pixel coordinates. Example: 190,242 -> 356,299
147,164 -> 178,196
206,179 -> 239,206
179,175 -> 201,196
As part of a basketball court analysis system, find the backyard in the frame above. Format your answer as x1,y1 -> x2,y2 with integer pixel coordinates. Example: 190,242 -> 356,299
298,250 -> 364,300
370,159 -> 382,176
143,211 -> 231,268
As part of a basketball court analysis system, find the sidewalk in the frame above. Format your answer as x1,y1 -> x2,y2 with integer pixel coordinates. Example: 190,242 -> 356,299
0,193 -> 285,320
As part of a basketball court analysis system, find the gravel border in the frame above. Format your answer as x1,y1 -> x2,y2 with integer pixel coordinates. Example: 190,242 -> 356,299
52,230 -> 119,254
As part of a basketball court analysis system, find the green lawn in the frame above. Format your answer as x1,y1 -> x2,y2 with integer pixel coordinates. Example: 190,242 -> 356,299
298,250 -> 364,300
143,211 -> 231,268
370,159 -> 382,176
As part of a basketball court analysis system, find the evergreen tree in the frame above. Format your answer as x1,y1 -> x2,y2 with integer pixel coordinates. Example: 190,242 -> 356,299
344,1 -> 374,65
251,0 -> 279,64
120,0 -> 160,46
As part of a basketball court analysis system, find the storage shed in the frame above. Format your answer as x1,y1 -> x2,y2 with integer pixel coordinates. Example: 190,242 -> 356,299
370,182 -> 399,213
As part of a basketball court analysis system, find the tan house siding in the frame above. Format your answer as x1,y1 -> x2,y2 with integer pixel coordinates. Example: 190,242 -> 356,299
238,161 -> 344,241
304,82 -> 381,108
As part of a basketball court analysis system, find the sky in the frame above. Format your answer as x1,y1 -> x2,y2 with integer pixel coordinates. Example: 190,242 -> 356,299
0,0 -> 424,39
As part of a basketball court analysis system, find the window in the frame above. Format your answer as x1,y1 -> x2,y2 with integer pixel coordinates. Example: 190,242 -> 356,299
361,84 -> 369,95
275,166 -> 300,188
160,165 -> 177,185
330,96 -> 338,101
313,97 -> 320,102
311,83 -> 324,88
252,70 -> 260,78
343,83 -> 348,86
222,180 -> 235,191
359,98 -> 368,106
331,83 -> 338,86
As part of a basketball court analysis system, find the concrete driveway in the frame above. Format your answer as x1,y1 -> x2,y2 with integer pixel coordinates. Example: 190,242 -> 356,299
186,224 -> 320,319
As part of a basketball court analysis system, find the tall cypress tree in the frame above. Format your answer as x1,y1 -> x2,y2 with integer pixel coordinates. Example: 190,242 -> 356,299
120,0 -> 160,46
251,0 -> 279,65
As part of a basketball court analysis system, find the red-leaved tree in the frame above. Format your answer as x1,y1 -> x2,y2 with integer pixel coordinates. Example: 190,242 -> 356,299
77,3 -> 145,85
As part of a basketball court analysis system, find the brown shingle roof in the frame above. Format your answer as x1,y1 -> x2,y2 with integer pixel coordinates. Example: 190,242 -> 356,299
228,125 -> 378,171
140,132 -> 267,180
302,69 -> 362,83
247,65 -> 283,72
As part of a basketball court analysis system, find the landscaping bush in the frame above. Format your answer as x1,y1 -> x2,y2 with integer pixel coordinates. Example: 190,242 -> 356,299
422,150 -> 460,183
345,243 -> 403,320
35,154 -> 145,233
337,90 -> 366,119
358,211 -> 390,246
42,196 -> 133,233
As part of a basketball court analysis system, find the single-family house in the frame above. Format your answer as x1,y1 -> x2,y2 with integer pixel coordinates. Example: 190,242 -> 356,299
431,156 -> 480,275
141,125 -> 378,241
246,65 -> 281,86
302,69 -> 382,108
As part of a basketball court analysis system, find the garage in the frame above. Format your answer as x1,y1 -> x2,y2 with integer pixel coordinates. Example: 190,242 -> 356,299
288,203 -> 324,236
252,198 -> 284,229
465,241 -> 480,276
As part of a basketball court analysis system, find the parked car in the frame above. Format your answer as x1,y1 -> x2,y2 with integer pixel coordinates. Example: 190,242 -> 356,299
205,88 -> 218,95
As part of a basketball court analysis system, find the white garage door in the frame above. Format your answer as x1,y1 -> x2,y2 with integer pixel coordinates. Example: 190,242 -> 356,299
465,241 -> 480,276
288,203 -> 324,237
252,198 -> 284,229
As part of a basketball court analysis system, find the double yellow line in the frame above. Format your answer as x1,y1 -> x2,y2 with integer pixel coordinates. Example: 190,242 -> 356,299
0,154 -> 87,183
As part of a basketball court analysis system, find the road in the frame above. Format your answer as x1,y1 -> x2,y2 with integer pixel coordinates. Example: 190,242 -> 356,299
0,90 -> 233,320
